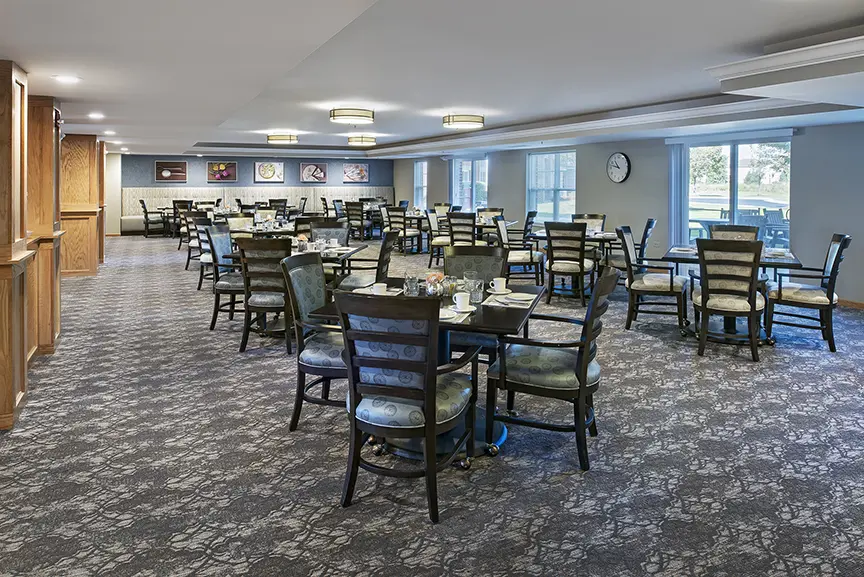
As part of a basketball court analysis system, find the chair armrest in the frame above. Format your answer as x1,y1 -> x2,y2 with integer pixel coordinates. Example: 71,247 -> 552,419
346,257 -> 378,263
776,272 -> 830,281
437,346 -> 481,374
506,241 -> 536,250
528,313 -> 585,326
499,335 -> 585,348
688,270 -> 701,280
299,321 -> 343,334
795,266 -> 824,273
635,259 -> 674,270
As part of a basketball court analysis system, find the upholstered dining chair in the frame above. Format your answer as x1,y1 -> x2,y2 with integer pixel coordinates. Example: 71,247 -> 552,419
225,216 -> 254,242
398,199 -> 410,209
192,216 -> 215,290
544,221 -> 595,306
433,203 -> 451,218
493,215 -> 544,285
603,218 -> 656,277
346,202 -> 372,240
236,238 -> 293,353
298,197 -> 308,214
172,200 -> 193,244
281,253 -> 348,431
447,212 -> 486,246
320,196 -> 330,218
334,292 -> 480,523
426,210 -> 450,267
486,269 -> 619,470
268,199 -> 288,219
386,206 -> 421,253
205,225 -> 245,330
138,199 -> 166,238
444,245 -> 509,364
311,221 -> 351,280
333,199 -> 347,221
335,231 -> 399,291
709,224 -> 759,241
181,211 -> 207,270
572,214 -> 607,261
477,207 -> 504,220
766,233 -> 851,352
690,239 -> 764,362
617,225 -> 688,330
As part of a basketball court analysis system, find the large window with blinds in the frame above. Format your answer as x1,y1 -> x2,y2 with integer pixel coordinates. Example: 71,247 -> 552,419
450,159 -> 488,211
527,151 -> 576,223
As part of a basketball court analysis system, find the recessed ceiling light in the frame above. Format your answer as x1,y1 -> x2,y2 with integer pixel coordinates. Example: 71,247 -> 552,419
443,114 -> 484,129
120,147 -> 128,151
110,141 -> 123,145
103,130 -> 116,136
347,135 -> 376,147
88,112 -> 105,120
123,152 -> 130,155
267,134 -> 299,145
330,108 -> 374,125
52,75 -> 81,84
196,154 -> 203,157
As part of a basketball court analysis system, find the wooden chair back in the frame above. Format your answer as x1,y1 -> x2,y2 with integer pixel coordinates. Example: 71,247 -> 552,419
345,202 -> 367,237
310,221 -> 350,246
374,231 -> 400,281
320,197 -> 330,217
444,246 -> 508,282
821,234 -> 852,297
236,238 -> 293,301
522,211 -> 538,237
333,199 -> 346,219
572,214 -> 606,234
388,207 -> 409,232
447,212 -> 477,245
281,252 -> 328,343
545,221 -> 588,271
615,226 -> 644,286
709,224 -> 759,241
205,224 -> 234,279
696,239 -> 763,308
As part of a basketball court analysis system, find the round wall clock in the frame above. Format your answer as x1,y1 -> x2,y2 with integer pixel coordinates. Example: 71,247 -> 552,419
606,152 -> 631,183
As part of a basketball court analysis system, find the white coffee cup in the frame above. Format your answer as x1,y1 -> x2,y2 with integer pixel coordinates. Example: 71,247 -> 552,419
454,292 -> 471,310
372,283 -> 388,295
489,277 -> 507,292
328,238 -> 339,247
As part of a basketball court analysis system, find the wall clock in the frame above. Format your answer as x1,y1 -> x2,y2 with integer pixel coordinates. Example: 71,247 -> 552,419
606,152 -> 631,183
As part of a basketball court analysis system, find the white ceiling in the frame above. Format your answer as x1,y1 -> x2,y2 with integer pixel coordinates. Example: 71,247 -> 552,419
2,0 -> 864,156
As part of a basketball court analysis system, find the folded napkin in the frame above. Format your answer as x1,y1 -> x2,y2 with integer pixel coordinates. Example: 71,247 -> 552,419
353,287 -> 403,296
482,294 -> 533,309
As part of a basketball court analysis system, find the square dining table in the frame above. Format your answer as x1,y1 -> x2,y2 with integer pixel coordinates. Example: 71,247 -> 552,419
308,280 -> 547,458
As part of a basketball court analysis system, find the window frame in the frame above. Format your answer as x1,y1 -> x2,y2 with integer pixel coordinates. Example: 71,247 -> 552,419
449,158 -> 488,211
413,160 -> 428,209
526,151 -> 577,223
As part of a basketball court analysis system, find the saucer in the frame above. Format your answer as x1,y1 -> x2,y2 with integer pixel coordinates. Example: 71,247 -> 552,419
439,309 -> 458,320
487,288 -> 512,295
449,304 -> 477,313
505,293 -> 535,302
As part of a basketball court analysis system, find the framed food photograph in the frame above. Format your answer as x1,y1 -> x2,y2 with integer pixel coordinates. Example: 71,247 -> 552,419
255,161 -> 284,183
155,160 -> 187,182
343,163 -> 369,183
207,161 -> 237,183
300,162 -> 327,183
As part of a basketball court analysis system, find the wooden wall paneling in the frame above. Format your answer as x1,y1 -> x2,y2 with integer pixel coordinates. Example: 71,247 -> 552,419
26,239 -> 39,363
60,214 -> 97,276
0,60 -> 34,430
60,134 -> 100,276
98,141 -> 106,263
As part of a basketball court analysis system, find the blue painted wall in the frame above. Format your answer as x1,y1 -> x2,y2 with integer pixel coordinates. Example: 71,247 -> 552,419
122,155 -> 394,187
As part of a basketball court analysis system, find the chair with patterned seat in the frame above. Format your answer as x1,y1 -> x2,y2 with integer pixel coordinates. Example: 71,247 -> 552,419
447,212 -> 487,247
281,253 -> 348,431
766,233 -> 851,352
485,269 -> 619,471
192,217 -> 215,290
346,202 -> 372,240
181,211 -> 207,270
572,214 -> 606,261
386,206 -> 421,253
311,221 -> 351,280
269,199 -> 288,219
236,238 -> 293,353
172,200 -> 193,242
138,199 -> 166,238
426,210 -> 450,267
335,293 -> 480,523
603,218 -> 656,278
617,225 -> 688,330
226,216 -> 254,242
545,221 -> 595,306
492,215 -> 544,285
335,231 -> 399,291
205,225 -> 245,330
690,239 -> 764,361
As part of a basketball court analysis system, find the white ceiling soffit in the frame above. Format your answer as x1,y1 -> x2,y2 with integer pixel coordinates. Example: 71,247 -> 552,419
0,0 -> 380,154
707,35 -> 864,107
364,95 -> 855,158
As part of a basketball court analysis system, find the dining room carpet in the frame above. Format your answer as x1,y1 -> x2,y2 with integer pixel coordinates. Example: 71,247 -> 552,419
1,235 -> 863,577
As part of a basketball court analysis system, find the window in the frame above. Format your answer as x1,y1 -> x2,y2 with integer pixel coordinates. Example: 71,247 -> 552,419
687,141 -> 790,244
527,152 -> 576,223
413,161 -> 427,209
450,158 -> 488,211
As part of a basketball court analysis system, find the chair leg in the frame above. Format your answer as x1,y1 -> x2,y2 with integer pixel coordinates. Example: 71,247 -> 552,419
625,291 -> 635,330
587,394 -> 598,437
546,273 -> 553,304
289,371 -> 305,431
748,314 -> 760,362
239,310 -> 252,352
321,378 -> 331,400
506,391 -> 515,412
197,266 -> 205,291
185,247 -> 192,270
825,307 -> 837,352
698,310 -> 709,356
210,293 -> 221,330
423,428 -> 440,523
578,274 -> 586,307
341,423 -> 362,508
428,247 -> 434,268
765,302 -> 775,339
676,293 -> 686,329
229,294 -> 236,320
574,397 -> 590,471
485,379 -> 497,445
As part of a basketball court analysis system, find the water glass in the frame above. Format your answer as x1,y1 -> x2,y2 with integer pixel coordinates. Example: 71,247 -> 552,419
404,275 -> 420,297
467,280 -> 484,304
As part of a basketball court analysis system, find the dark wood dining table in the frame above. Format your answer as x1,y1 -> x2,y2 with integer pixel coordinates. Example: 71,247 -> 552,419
224,244 -> 368,271
308,280 -> 547,458
660,244 -> 802,343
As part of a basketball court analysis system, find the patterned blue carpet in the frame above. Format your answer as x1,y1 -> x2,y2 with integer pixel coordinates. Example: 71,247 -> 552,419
1,236 -> 863,576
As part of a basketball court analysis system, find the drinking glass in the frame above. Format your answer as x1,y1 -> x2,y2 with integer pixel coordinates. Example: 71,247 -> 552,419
404,275 -> 420,297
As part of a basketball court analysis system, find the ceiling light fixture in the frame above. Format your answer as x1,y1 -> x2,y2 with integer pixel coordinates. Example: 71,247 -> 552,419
124,152 -> 131,155
196,154 -> 203,157
52,75 -> 81,84
103,130 -> 116,136
330,108 -> 374,124
267,134 -> 299,145
120,147 -> 128,151
88,112 -> 105,120
443,114 -> 485,129
111,141 -> 123,145
347,135 -> 376,147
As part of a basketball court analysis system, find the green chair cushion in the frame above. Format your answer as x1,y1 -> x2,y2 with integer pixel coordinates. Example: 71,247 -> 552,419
352,372 -> 472,429
488,344 -> 600,390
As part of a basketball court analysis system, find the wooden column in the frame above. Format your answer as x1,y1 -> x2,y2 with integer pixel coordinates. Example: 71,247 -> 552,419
97,141 -> 106,263
27,96 -> 65,358
0,61 -> 36,430
60,134 -> 102,276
